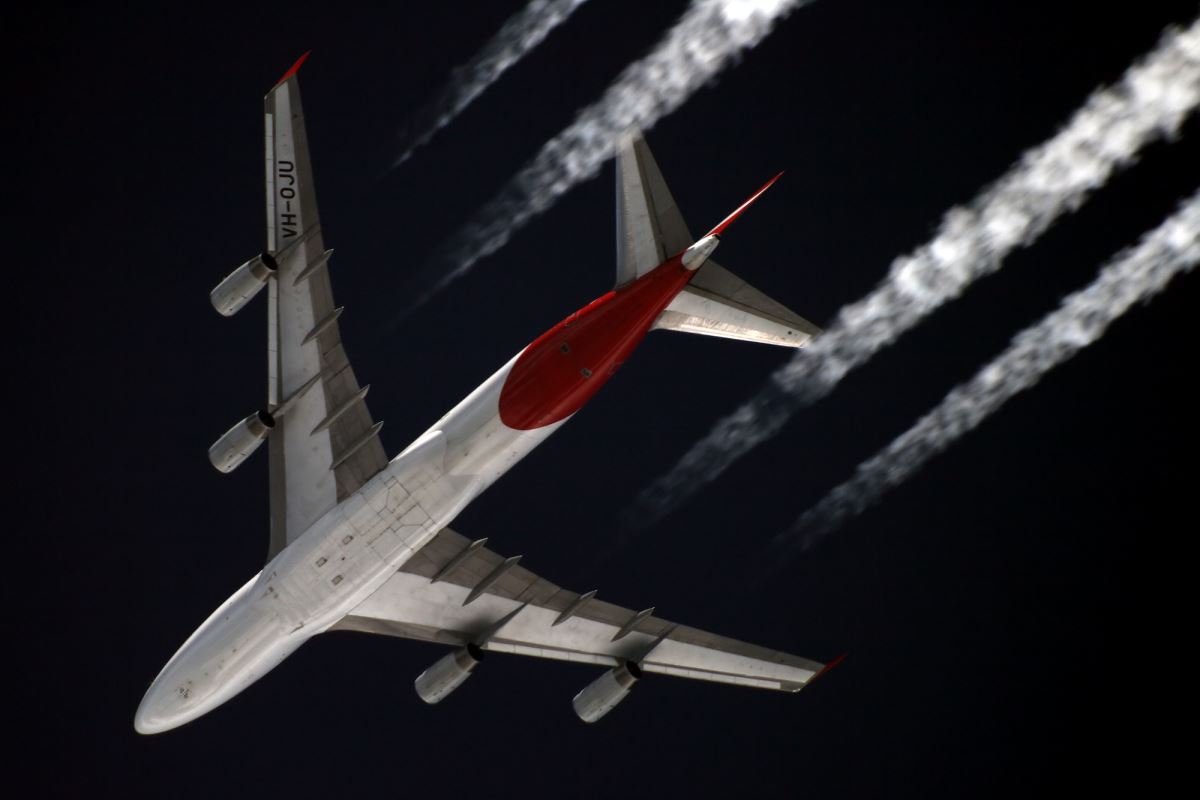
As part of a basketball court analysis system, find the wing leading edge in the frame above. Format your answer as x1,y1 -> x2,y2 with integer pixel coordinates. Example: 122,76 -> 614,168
333,528 -> 825,694
264,60 -> 388,560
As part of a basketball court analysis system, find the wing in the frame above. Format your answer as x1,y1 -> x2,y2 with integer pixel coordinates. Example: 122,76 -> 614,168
615,131 -> 694,288
332,527 -> 825,693
264,56 -> 388,560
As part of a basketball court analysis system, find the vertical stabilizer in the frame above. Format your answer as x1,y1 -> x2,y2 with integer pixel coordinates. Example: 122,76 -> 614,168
615,132 -> 694,287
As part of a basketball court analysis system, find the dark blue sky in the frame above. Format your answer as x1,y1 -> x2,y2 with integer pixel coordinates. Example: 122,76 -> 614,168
12,1 -> 1198,796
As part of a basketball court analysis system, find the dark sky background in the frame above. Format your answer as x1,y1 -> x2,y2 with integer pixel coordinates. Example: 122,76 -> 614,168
10,1 -> 1199,796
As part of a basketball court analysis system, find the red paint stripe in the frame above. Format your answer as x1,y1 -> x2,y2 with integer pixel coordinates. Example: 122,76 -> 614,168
811,652 -> 848,682
704,171 -> 784,237
274,50 -> 312,88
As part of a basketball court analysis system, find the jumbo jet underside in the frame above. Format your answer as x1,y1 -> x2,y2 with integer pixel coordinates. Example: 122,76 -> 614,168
135,53 -> 832,734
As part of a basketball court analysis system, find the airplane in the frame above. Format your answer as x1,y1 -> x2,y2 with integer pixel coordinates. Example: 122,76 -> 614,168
134,52 -> 835,734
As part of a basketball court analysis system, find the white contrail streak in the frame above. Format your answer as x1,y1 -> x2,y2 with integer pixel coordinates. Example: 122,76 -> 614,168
776,190 -> 1200,555
410,0 -> 812,309
630,19 -> 1200,527
392,0 -> 591,168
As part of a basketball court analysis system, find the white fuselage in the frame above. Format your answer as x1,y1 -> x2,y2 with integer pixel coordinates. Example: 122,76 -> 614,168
134,355 -> 565,733
137,248 -> 700,734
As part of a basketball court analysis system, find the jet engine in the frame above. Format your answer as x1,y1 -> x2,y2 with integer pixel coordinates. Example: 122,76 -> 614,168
208,410 -> 275,473
414,644 -> 483,704
572,661 -> 642,723
210,253 -> 277,316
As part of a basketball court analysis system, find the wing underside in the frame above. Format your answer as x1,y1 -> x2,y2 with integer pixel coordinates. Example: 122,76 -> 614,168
333,527 -> 824,692
264,67 -> 388,560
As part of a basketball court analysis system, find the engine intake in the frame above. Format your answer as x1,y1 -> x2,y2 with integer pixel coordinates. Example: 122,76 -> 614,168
572,661 -> 642,723
414,644 -> 484,705
210,253 -> 277,316
208,410 -> 275,473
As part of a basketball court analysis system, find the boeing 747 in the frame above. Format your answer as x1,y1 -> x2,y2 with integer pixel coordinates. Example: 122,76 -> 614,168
135,53 -> 833,733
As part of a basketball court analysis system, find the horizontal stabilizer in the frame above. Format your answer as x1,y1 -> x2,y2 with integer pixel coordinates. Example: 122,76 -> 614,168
654,260 -> 821,348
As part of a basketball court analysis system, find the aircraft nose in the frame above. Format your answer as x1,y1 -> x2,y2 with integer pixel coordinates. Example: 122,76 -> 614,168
133,666 -> 198,735
134,679 -> 176,734
134,572 -> 274,734
133,695 -> 168,735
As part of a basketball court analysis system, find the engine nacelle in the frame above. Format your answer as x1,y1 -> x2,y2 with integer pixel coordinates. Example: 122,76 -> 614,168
210,253 -> 277,316
208,410 -> 275,473
414,644 -> 483,705
572,661 -> 642,723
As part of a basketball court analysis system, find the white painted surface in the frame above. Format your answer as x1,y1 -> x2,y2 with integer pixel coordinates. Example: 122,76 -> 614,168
136,353 -> 563,732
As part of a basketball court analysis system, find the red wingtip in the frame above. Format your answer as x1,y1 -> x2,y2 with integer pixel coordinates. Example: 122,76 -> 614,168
704,170 -> 785,238
274,50 -> 312,88
811,652 -> 848,683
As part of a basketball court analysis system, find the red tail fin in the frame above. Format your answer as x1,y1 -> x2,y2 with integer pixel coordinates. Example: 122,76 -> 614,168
704,171 -> 784,237
274,50 -> 312,88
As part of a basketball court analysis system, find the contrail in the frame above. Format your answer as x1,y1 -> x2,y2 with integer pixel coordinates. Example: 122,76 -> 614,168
629,19 -> 1200,528
392,0 -> 591,168
775,190 -> 1200,556
408,0 -> 813,310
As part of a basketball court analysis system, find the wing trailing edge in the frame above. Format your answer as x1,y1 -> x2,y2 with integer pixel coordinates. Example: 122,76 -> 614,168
333,527 -> 827,694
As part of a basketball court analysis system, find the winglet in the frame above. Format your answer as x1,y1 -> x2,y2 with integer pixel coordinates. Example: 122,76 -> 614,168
704,171 -> 784,238
810,652 -> 847,683
274,50 -> 312,88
